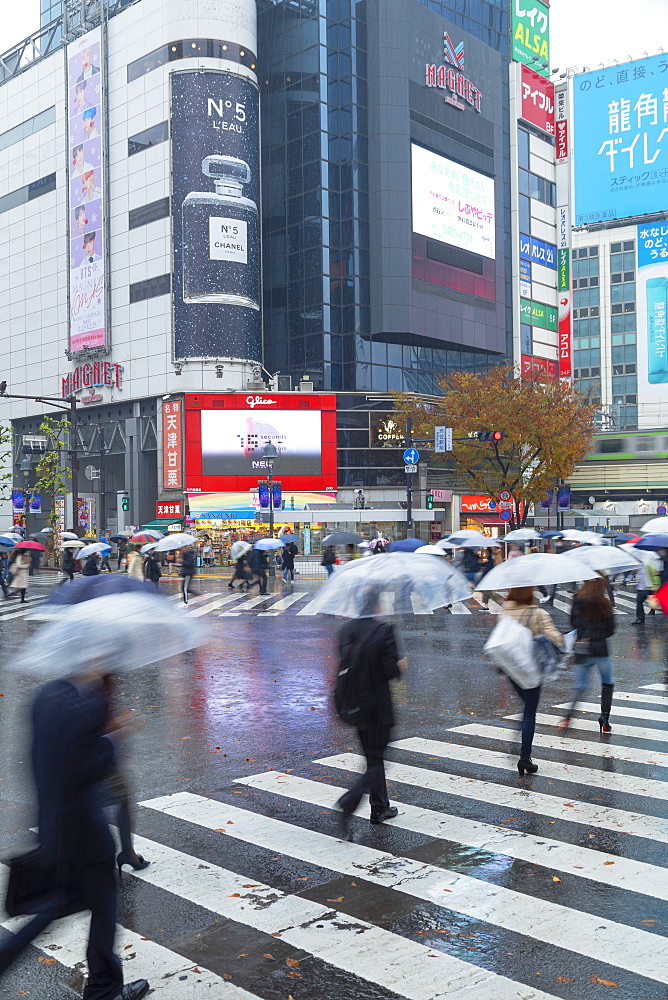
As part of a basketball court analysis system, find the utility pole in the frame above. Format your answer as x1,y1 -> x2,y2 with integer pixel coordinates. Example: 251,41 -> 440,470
98,425 -> 106,537
405,416 -> 413,537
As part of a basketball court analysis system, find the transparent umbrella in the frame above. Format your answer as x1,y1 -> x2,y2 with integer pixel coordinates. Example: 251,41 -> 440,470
560,545 -> 642,574
153,533 -> 198,552
501,528 -> 541,542
560,529 -> 604,545
480,552 -> 600,590
447,530 -> 492,546
230,540 -> 252,560
639,516 -> 668,534
307,551 -> 471,617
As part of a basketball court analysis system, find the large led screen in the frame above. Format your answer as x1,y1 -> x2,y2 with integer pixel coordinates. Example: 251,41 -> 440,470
201,409 -> 322,476
411,143 -> 495,259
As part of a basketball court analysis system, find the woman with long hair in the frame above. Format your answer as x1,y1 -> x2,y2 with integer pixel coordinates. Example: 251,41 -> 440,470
558,574 -> 615,734
502,586 -> 563,776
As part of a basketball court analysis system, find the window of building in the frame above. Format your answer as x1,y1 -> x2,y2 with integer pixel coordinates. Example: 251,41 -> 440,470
574,377 -> 601,402
129,273 -> 171,303
0,106 -> 56,152
518,127 -> 529,170
128,121 -> 169,156
519,168 -> 556,207
519,194 -> 530,234
128,197 -> 170,230
0,172 -> 56,216
611,343 -> 637,364
127,39 -> 257,83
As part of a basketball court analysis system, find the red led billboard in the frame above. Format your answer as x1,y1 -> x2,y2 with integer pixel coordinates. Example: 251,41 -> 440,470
184,393 -> 338,493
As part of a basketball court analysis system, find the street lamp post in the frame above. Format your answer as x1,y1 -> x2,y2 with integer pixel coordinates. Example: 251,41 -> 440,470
263,441 -> 278,578
20,457 -> 31,536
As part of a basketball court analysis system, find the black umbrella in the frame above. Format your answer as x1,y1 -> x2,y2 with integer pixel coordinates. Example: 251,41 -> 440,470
602,532 -> 639,542
109,535 -> 129,543
322,531 -> 363,546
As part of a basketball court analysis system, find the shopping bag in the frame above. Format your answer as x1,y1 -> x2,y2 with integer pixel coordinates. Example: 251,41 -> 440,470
4,848 -> 84,919
483,616 -> 542,690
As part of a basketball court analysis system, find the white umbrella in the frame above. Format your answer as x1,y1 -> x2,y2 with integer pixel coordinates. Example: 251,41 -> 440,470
447,530 -> 493,547
501,528 -> 541,542
414,544 -> 448,557
619,543 -> 661,568
434,539 -> 458,550
153,533 -> 198,552
307,551 -> 471,617
480,552 -> 600,590
61,531 -> 81,540
62,539 -> 85,549
79,542 -> 110,560
639,516 -> 668,534
230,540 -> 252,560
254,538 -> 285,550
446,529 -> 488,540
140,541 -> 158,554
561,545 -> 642,574
560,529 -> 604,545
459,537 -> 502,549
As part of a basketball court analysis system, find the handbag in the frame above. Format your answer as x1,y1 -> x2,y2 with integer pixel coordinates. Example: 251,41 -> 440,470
484,615 -> 542,689
4,848 -> 84,919
522,608 -> 564,678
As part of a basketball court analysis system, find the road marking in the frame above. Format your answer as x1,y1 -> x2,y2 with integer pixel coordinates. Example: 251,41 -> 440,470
612,691 -> 668,707
142,791 -> 668,985
449,601 -> 472,615
450,723 -> 668,768
554,590 -> 629,615
552,702 -> 668,724
643,683 -> 668,692
391,736 -> 668,800
234,594 -> 277,610
258,592 -> 307,615
316,753 -> 668,844
185,594 -> 246,616
120,834 -> 558,1000
236,770 -> 668,900
507,711 -> 668,743
296,600 -> 319,615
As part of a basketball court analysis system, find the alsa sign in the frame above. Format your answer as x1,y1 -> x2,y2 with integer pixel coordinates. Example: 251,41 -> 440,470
425,32 -> 482,113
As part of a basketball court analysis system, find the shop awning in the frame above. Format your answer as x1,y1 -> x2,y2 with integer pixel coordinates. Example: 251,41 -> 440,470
141,518 -> 184,529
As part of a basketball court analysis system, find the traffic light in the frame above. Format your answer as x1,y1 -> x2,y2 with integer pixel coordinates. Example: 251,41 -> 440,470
477,431 -> 504,442
121,493 -> 129,512
425,491 -> 434,510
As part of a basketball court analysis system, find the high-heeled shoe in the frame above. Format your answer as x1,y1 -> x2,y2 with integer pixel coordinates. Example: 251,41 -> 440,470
517,758 -> 538,776
117,851 -> 150,875
599,682 -> 614,734
556,716 -> 571,734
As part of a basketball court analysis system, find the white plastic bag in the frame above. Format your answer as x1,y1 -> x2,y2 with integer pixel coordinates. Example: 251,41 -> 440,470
484,615 -> 542,690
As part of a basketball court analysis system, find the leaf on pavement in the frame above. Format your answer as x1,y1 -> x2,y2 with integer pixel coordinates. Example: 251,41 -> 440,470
243,884 -> 260,888
590,974 -> 619,986
327,896 -> 344,902
287,972 -> 301,977
603,861 -> 615,865
286,959 -> 300,968
552,876 -> 561,882
556,976 -> 575,983
214,828 -> 226,833
38,957 -> 56,965
229,893 -> 241,897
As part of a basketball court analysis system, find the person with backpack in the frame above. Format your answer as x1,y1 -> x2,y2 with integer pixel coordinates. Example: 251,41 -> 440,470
321,545 -> 336,576
334,586 -> 406,834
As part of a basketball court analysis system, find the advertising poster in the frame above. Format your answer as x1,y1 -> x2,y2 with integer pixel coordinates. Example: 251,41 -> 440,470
162,398 -> 183,490
512,0 -> 550,79
574,55 -> 668,225
558,206 -> 572,378
11,489 -> 25,513
67,27 -> 106,353
171,71 -> 261,361
637,224 -> 668,424
555,85 -> 569,163
411,143 -> 495,259
520,64 -> 555,136
201,409 -> 323,477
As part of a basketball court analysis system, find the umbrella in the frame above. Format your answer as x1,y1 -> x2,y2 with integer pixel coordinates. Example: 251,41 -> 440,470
62,539 -> 85,549
254,538 -> 285,550
140,541 -> 158,554
447,530 -> 492,546
434,538 -> 458,550
619,543 -> 660,568
602,532 -> 640,542
31,574 -> 159,620
0,535 -> 18,548
459,537 -> 502,549
307,551 -> 471,618
153,533 -> 198,552
131,529 -> 164,545
633,533 -> 668,551
79,542 -> 110,560
61,531 -> 81,540
109,534 -> 130,543
540,530 -> 563,538
18,592 -> 203,675
414,544 -> 448,557
559,529 -> 604,545
14,540 -> 48,551
561,545 -> 642,574
480,552 -> 600,590
501,528 -> 541,542
322,531 -> 363,546
230,540 -> 252,560
639,516 -> 668,534
388,538 -> 425,553
279,535 -> 299,548
30,530 -> 51,539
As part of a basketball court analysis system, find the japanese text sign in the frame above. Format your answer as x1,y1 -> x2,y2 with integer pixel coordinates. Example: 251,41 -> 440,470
555,86 -> 569,162
520,233 -> 557,269
162,399 -> 183,490
520,64 -> 555,135
512,0 -> 550,79
574,54 -> 668,224
156,500 -> 183,518
637,223 -> 668,413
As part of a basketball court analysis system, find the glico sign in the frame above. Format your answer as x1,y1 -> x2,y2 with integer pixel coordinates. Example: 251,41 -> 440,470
425,32 -> 482,113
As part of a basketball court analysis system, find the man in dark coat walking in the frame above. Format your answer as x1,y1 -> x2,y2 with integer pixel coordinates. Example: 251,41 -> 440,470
335,589 -> 405,831
0,670 -> 149,1000
248,546 -> 269,595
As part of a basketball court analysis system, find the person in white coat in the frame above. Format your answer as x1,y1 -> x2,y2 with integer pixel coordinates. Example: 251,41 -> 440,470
8,550 -> 30,603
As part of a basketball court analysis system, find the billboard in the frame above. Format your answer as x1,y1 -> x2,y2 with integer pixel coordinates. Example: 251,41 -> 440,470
520,64 -> 554,136
162,398 -> 183,490
574,55 -> 668,225
637,224 -> 668,422
171,71 -> 261,362
512,0 -> 550,79
185,393 -> 337,492
411,144 -> 495,259
67,27 -> 107,354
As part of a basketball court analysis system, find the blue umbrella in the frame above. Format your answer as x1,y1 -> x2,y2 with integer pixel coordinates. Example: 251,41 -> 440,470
634,533 -> 668,551
34,574 -> 157,619
540,530 -> 563,538
0,535 -> 17,548
254,538 -> 285,550
388,538 -> 425,552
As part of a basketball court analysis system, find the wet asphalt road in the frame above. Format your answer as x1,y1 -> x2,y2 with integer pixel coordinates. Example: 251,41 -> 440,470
1,570 -> 668,999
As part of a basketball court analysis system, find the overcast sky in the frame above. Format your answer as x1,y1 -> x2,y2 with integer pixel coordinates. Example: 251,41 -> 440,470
1,1 -> 668,89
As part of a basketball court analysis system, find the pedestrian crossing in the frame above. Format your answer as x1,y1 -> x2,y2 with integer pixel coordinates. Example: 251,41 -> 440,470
8,682 -> 668,999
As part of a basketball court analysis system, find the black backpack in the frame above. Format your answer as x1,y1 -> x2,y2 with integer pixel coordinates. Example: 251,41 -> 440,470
334,621 -> 382,726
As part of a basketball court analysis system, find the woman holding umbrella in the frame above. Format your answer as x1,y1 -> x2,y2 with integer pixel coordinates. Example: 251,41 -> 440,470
180,543 -> 197,604
558,575 -> 615,734
8,547 -> 31,603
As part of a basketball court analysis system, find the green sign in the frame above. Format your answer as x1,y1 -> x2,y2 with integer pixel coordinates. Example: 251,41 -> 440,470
512,0 -> 550,79
520,298 -> 532,323
558,247 -> 570,292
520,297 -> 557,332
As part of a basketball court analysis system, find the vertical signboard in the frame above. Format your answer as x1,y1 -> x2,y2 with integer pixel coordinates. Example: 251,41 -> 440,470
555,86 -> 568,163
637,224 -> 668,425
171,70 -> 262,362
67,27 -> 107,354
512,0 -> 550,79
162,398 -> 183,490
557,206 -> 572,378
520,64 -> 555,136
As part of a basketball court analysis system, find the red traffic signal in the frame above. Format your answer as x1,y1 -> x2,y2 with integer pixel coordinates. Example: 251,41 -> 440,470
477,431 -> 505,441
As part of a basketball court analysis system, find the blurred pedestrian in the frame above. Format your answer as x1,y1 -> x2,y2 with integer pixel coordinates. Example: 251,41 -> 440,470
116,538 -> 127,572
99,538 -> 113,573
202,540 -> 213,567
61,545 -> 76,582
558,575 -> 615,734
477,547 -> 496,609
282,540 -> 297,586
82,552 -> 101,576
180,544 -> 196,605
126,547 -> 144,581
334,587 -> 405,834
247,546 -> 268,595
144,551 -> 162,588
0,659 -> 149,1000
228,554 -> 250,590
506,543 -> 523,560
501,586 -> 563,776
29,548 -> 41,576
461,546 -> 480,585
164,550 -> 176,576
321,545 -> 336,576
8,549 -> 30,603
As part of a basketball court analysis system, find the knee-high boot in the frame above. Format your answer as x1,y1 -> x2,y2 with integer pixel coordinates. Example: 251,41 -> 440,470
599,683 -> 614,734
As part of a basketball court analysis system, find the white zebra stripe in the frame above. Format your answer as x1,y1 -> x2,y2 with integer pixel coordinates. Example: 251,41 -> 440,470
315,753 -> 668,843
235,770 -> 668,901
260,592 -> 307,612
507,711 -> 668,743
552,702 -> 668,724
390,736 -> 668,800
185,594 -> 246,616
613,691 -> 668,707
120,833 -> 559,1000
449,723 -> 668,768
141,791 -> 668,985
642,683 -> 668,691
449,601 -> 472,615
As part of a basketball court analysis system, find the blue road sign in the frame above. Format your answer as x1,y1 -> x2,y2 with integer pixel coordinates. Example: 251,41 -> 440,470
403,448 -> 419,465
500,510 -> 513,522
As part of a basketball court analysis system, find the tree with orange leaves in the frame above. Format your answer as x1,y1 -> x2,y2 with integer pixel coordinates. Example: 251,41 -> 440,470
395,365 -> 598,528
